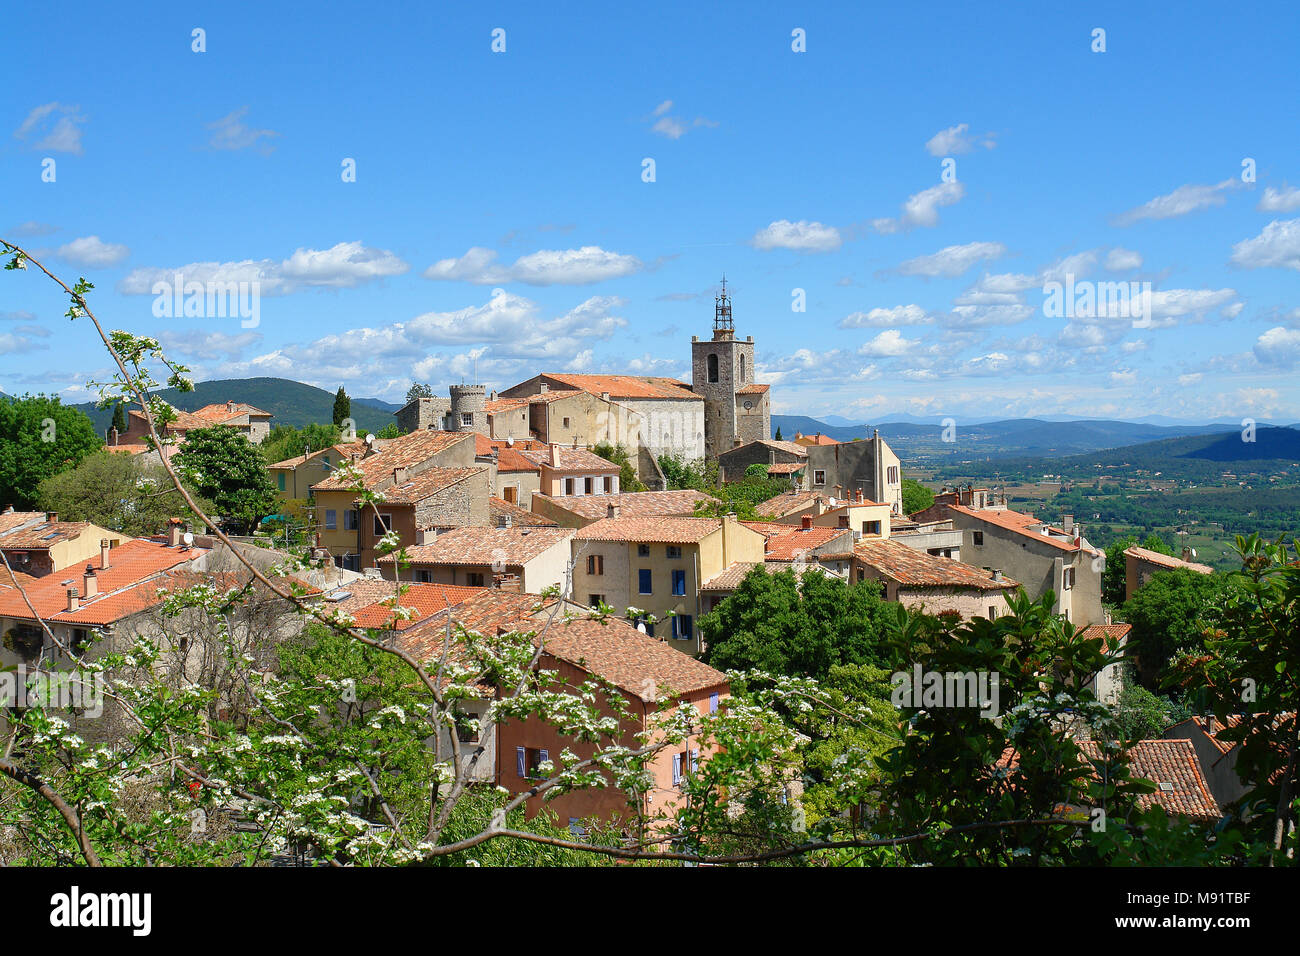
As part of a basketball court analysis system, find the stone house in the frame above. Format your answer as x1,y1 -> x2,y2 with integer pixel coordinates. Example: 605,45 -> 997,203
0,510 -> 125,578
1123,545 -> 1214,601
851,538 -> 1020,620
530,490 -> 719,529
375,525 -> 575,593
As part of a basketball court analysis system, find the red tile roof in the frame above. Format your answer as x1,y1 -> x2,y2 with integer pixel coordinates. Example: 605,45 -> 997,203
1123,546 -> 1214,575
489,497 -> 558,527
1077,622 -> 1132,654
340,583 -> 489,631
753,490 -> 823,518
267,442 -> 364,471
855,539 -> 1019,590
574,516 -> 730,544
378,467 -> 482,504
0,539 -> 208,626
310,430 -> 473,492
520,446 -> 621,473
539,373 -> 702,401
739,521 -> 853,560
532,490 -> 719,521
375,526 -> 574,568
948,504 -> 1098,554
736,384 -> 770,395
0,515 -> 97,550
1077,740 -> 1219,821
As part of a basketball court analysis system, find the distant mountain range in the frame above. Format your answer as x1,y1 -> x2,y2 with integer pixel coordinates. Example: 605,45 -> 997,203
64,378 -> 398,436
771,414 -> 1298,459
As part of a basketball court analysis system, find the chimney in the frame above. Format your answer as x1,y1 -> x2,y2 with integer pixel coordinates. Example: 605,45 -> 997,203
539,383 -> 549,393
227,401 -> 235,413
393,466 -> 409,484
66,588 -> 79,613
801,515 -> 813,530
100,538 -> 111,569
992,569 -> 1004,582
550,444 -> 559,467
167,517 -> 185,548
110,426 -> 119,446
873,428 -> 879,441
46,511 -> 58,523
1182,547 -> 1194,562
83,564 -> 98,598
1062,514 -> 1074,533
608,502 -> 620,519
601,391 -> 610,402
490,390 -> 498,402
499,514 -> 512,528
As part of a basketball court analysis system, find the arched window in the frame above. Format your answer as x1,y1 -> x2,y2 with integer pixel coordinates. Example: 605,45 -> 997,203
707,354 -> 719,383
739,354 -> 746,383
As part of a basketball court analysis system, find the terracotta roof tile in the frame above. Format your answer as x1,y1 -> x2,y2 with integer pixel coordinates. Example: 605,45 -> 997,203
532,490 -> 719,521
1123,546 -> 1215,575
574,516 -> 730,544
267,442 -> 364,471
375,526 -> 574,567
378,467 -> 483,504
948,504 -> 1099,554
539,374 -> 701,401
310,430 -> 473,492
855,539 -> 1019,590
738,522 -> 854,560
753,490 -> 823,518
0,516 -> 95,550
520,446 -> 621,472
1077,740 -> 1219,821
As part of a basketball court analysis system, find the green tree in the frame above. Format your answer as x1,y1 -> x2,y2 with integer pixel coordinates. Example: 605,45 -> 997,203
405,383 -> 434,404
111,401 -> 127,435
260,422 -> 343,465
376,422 -> 402,439
0,394 -> 102,509
591,441 -> 646,492
175,426 -> 279,532
700,567 -> 890,680
332,387 -> 351,427
37,449 -> 210,536
1103,533 -> 1174,605
1121,567 -> 1226,686
774,426 -> 783,441
901,478 -> 934,515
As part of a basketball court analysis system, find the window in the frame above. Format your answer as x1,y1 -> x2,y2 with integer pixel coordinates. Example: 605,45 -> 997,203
838,515 -> 849,529
666,545 -> 682,559
564,478 -> 575,495
707,353 -> 719,383
672,569 -> 686,596
415,569 -> 432,583
637,544 -> 650,557
342,554 -> 361,571
72,628 -> 93,654
988,606 -> 998,620
461,412 -> 473,426
1063,567 -> 1076,590
517,747 -> 549,779
672,615 -> 693,640
325,509 -> 337,530
887,466 -> 899,484
864,520 -> 881,535
603,476 -> 612,493
739,354 -> 746,383
972,531 -> 984,546
277,472 -> 285,491
466,572 -> 485,587
373,513 -> 393,537
584,476 -> 593,495
588,594 -> 605,608
673,749 -> 699,787
8,624 -> 41,665
813,470 -> 826,486
638,569 -> 652,594
709,692 -> 719,714
322,456 -> 330,468
562,417 -> 570,429
503,486 -> 517,504
456,715 -> 480,744
344,509 -> 360,531
587,554 -> 604,575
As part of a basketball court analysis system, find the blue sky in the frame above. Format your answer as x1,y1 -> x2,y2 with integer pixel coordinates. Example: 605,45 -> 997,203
3,1 -> 1298,423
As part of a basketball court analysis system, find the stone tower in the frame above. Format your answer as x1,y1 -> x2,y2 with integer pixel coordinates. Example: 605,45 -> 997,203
691,278 -> 764,459
448,384 -> 488,435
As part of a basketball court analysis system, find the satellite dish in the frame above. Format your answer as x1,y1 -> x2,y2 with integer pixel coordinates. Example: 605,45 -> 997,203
506,436 -> 514,447
182,531 -> 194,547
1190,548 -> 1197,558
365,433 -> 375,445
636,621 -> 647,634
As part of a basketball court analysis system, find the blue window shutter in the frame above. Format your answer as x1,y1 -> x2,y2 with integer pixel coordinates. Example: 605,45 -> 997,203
516,747 -> 526,777
691,749 -> 699,772
672,753 -> 681,785
539,749 -> 549,768
639,568 -> 652,594
710,692 -> 719,714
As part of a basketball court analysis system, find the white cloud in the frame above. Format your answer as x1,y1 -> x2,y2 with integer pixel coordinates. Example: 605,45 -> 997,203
56,235 -> 129,268
1113,179 -> 1238,226
1258,185 -> 1300,213
947,303 -> 1036,327
858,329 -> 914,357
1110,369 -> 1138,385
896,241 -> 1006,277
13,102 -> 86,154
119,240 -> 409,295
1254,326 -> 1300,366
156,330 -> 264,361
647,100 -> 715,139
872,182 -> 965,233
1178,373 -> 1203,386
424,245 -> 642,285
924,123 -> 995,156
1137,288 -> 1240,327
1230,218 -> 1300,272
750,220 -> 842,253
206,107 -> 279,152
839,304 -> 933,328
1105,247 -> 1143,271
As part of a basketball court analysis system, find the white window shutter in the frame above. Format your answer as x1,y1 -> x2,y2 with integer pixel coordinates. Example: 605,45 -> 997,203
691,749 -> 699,772
672,753 -> 681,785
539,749 -> 549,767
516,747 -> 526,777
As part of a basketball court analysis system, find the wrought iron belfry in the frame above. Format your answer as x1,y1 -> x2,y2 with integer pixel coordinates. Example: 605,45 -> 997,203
713,275 -> 733,334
